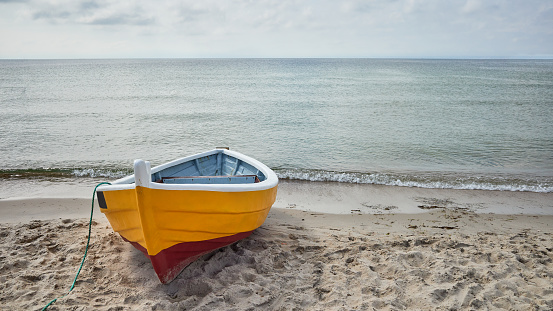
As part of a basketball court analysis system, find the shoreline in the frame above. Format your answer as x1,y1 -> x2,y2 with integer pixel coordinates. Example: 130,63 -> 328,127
2,179 -> 553,217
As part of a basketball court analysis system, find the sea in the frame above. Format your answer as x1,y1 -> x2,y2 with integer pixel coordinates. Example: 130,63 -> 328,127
1,58 -> 552,199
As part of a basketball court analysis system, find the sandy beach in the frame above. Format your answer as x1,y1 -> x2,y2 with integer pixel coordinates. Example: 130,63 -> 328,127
1,183 -> 553,310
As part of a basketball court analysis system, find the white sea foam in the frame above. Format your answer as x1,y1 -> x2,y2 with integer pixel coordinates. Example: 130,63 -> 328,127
275,169 -> 553,193
72,169 -> 128,179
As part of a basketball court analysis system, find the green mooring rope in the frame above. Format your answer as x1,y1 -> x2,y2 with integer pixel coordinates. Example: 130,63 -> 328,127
42,182 -> 112,311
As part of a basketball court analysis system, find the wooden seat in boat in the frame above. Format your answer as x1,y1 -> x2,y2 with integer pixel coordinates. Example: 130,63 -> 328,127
159,175 -> 260,184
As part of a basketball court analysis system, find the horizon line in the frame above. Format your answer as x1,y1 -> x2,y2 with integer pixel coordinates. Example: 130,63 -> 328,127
2,56 -> 553,61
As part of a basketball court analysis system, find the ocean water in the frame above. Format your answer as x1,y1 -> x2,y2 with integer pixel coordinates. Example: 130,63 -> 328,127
1,58 -> 552,196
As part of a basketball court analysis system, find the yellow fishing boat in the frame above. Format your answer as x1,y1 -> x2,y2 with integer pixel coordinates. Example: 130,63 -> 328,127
96,149 -> 278,283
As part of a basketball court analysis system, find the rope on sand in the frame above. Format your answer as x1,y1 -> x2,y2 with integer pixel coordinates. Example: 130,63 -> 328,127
42,182 -> 111,311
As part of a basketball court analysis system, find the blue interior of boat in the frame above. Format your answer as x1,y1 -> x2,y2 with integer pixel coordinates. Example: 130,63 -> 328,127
162,175 -> 259,184
151,153 -> 266,184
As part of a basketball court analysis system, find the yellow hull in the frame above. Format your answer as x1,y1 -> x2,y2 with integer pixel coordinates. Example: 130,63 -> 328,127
100,185 -> 277,256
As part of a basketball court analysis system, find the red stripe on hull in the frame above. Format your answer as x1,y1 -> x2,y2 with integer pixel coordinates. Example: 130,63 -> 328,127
121,231 -> 253,283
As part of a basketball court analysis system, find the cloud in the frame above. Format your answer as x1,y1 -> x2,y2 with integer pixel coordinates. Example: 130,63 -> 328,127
26,0 -> 155,26
461,0 -> 481,14
86,13 -> 155,26
1,0 -> 552,58
168,0 -> 326,36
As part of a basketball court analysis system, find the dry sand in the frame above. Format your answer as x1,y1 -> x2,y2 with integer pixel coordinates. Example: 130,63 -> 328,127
1,185 -> 553,310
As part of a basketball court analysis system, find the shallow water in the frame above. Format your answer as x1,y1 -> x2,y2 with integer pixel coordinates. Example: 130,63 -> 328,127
1,59 -> 552,194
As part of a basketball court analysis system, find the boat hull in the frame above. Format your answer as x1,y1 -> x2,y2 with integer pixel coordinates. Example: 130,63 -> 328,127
98,185 -> 276,283
121,231 -> 253,283
96,149 -> 278,283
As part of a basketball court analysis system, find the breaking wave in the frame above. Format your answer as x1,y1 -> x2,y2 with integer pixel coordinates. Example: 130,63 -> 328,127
275,169 -> 553,193
1,167 -> 551,193
0,168 -> 130,180
71,168 -> 129,179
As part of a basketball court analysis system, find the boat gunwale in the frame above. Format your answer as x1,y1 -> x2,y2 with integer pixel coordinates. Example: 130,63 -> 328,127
96,149 -> 278,193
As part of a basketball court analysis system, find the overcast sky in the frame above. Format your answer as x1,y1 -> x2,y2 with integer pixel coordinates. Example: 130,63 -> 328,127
1,0 -> 552,59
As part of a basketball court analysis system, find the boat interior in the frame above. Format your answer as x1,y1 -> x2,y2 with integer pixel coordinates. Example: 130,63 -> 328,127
151,152 -> 266,185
